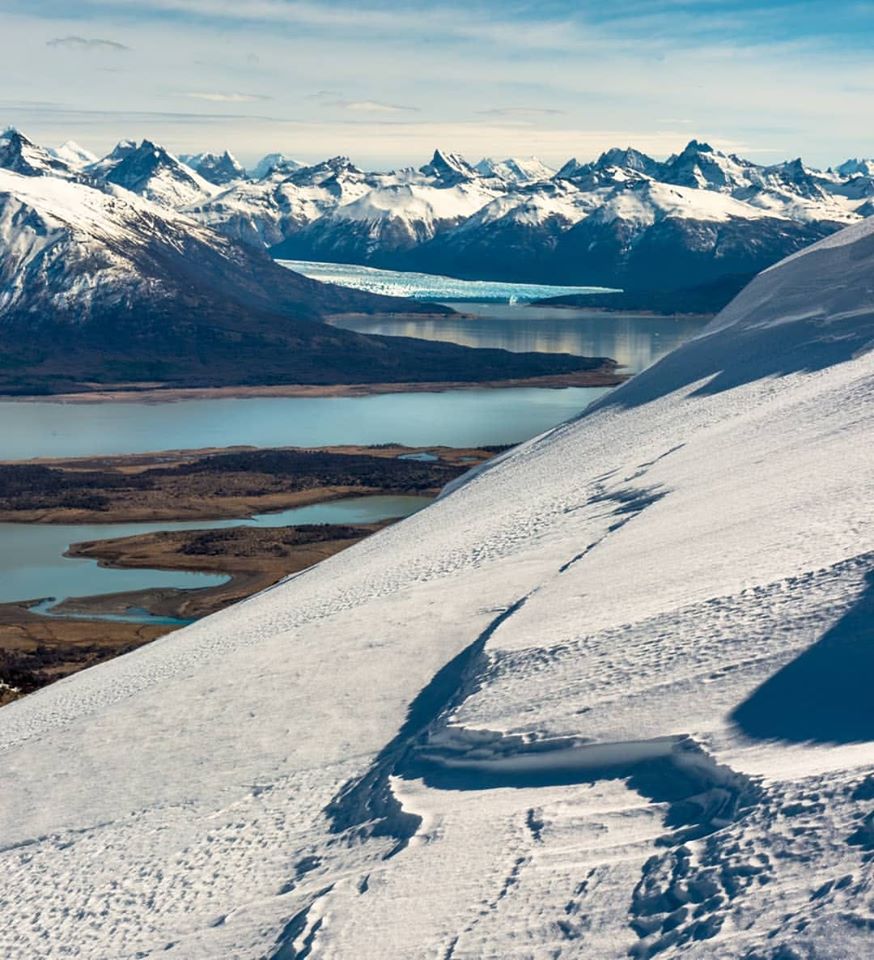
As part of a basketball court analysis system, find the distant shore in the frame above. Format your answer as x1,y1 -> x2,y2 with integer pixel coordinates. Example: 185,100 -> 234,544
0,365 -> 626,405
0,443 -> 495,704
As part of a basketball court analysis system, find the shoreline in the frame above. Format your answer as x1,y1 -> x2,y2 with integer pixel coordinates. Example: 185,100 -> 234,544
529,304 -> 715,319
58,519 -> 395,621
0,443 -> 491,703
0,519 -> 399,705
0,366 -> 625,405
0,443 -> 493,524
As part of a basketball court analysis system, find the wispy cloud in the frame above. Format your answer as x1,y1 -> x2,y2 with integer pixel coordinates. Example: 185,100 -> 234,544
477,107 -> 566,119
334,100 -> 419,114
306,91 -> 418,114
5,0 -> 873,168
46,35 -> 129,52
185,92 -> 270,103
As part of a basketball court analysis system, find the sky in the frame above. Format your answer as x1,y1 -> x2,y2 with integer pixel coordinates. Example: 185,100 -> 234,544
1,0 -> 873,170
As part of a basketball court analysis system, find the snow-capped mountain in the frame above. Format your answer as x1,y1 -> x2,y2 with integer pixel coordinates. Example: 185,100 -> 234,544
6,130 -> 874,291
83,138 -> 137,177
74,136 -> 865,291
180,150 -> 246,185
229,140 -> 871,290
87,139 -> 218,207
2,215 -> 872,958
190,155 -> 374,249
474,156 -> 555,183
47,139 -> 97,170
249,152 -> 304,179
0,163 -> 602,393
419,147 -> 480,183
272,176 -> 501,263
0,127 -> 78,179
558,145 -> 663,180
835,157 -> 874,178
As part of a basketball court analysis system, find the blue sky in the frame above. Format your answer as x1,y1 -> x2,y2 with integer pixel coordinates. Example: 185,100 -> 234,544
2,0 -> 872,168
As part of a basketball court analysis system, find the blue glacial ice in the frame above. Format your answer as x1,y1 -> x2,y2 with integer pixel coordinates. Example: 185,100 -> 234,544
279,259 -> 617,304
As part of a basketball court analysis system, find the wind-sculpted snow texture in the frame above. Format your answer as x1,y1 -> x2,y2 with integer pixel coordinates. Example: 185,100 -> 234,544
2,220 -> 874,958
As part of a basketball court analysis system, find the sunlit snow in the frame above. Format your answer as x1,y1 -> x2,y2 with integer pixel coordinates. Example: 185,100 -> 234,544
1,217 -> 873,959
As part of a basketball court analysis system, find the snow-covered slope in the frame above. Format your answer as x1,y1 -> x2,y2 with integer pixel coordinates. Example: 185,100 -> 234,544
47,139 -> 97,170
0,166 -> 219,319
475,156 -> 555,183
2,219 -> 872,957
0,167 -> 246,322
87,139 -> 218,207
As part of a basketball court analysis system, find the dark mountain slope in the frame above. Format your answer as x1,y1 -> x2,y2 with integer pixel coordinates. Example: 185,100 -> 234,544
0,170 -> 611,394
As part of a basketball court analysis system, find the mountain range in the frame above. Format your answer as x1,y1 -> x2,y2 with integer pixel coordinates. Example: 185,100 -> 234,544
2,199 -> 872,959
0,129 -> 615,395
13,131 -> 868,291
6,129 -> 873,295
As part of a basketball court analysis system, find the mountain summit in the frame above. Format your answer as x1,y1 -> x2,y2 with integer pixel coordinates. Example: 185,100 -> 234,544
420,148 -> 479,182
181,150 -> 246,185
90,139 -> 217,207
0,128 -> 77,179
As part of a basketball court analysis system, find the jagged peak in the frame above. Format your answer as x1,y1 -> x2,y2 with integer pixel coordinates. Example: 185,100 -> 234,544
835,157 -> 874,177
0,126 -> 32,146
680,138 -> 716,155
180,150 -> 246,185
420,148 -> 477,181
0,127 -> 75,178
554,157 -> 583,179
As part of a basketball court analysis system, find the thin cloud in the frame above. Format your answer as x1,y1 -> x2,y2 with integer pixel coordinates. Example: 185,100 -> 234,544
46,36 -> 130,52
305,91 -> 416,114
478,106 -> 566,118
185,92 -> 271,103
334,100 -> 419,114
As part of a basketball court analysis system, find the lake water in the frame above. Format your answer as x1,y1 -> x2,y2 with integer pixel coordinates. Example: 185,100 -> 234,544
0,306 -> 709,461
0,264 -> 709,617
329,302 -> 709,376
1,495 -> 429,612
0,388 -> 610,461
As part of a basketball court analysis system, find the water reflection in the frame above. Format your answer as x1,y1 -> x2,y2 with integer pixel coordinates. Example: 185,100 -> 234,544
331,303 -> 710,374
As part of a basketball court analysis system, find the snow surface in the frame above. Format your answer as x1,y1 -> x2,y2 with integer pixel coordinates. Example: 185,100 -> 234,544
474,156 -> 556,183
1,217 -> 873,958
48,140 -> 97,169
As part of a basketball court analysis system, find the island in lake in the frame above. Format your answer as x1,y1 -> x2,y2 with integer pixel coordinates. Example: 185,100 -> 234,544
0,444 -> 499,704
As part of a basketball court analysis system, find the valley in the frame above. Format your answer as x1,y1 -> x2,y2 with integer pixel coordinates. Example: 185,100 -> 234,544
0,260 -> 711,703
2,3 -> 873,955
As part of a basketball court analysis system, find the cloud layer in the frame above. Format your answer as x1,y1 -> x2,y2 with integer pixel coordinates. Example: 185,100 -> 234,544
3,1 -> 872,168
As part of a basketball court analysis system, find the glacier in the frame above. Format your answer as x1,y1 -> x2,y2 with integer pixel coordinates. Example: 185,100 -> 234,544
1,219 -> 873,958
278,258 -> 614,303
